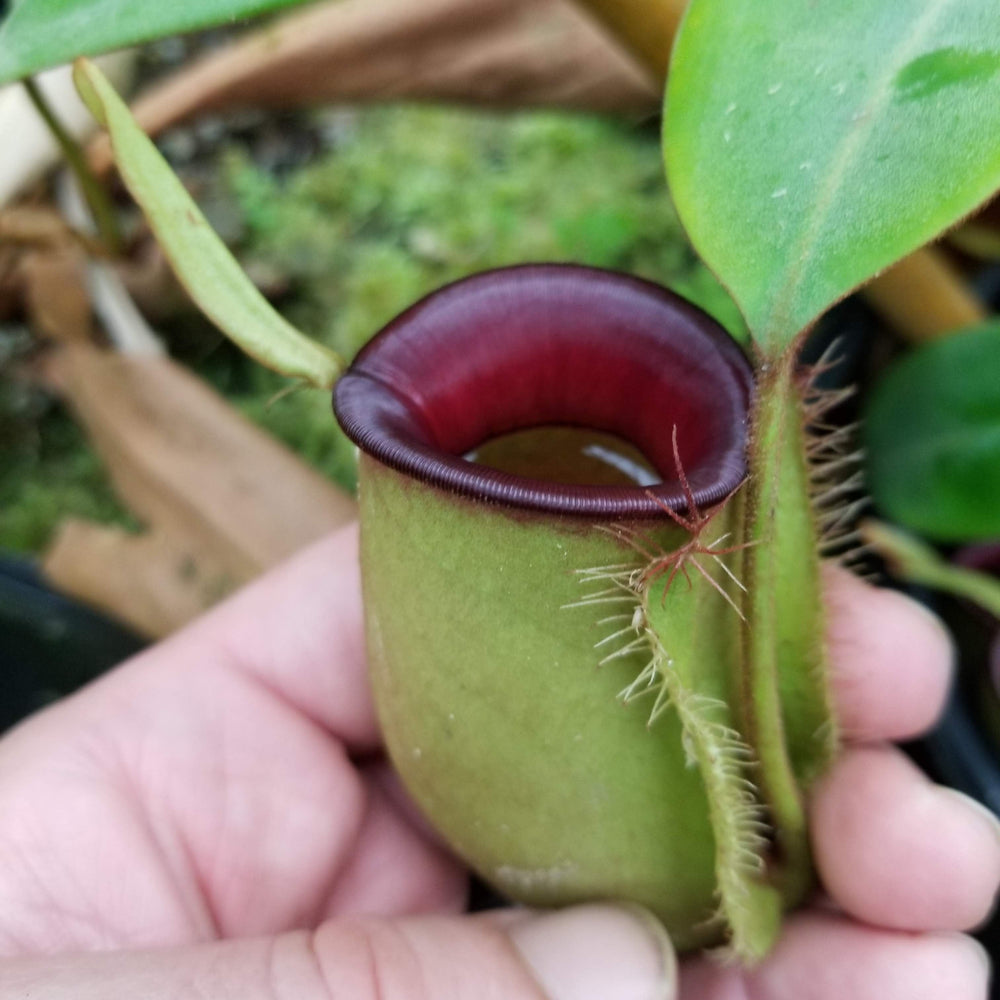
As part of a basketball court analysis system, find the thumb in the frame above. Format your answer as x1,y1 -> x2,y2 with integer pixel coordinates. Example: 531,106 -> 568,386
1,904 -> 676,1000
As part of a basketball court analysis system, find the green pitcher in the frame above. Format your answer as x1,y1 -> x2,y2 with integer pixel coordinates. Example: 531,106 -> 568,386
334,264 -> 783,955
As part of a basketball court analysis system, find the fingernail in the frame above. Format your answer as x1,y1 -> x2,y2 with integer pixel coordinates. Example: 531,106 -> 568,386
940,788 -> 1000,846
508,903 -> 676,1000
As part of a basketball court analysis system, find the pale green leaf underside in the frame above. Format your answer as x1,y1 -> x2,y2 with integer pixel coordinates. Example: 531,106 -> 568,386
73,59 -> 343,390
665,0 -> 1000,354
0,0 -> 313,85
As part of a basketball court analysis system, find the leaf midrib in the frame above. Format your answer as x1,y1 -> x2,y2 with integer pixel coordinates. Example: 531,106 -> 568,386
765,0 -> 954,346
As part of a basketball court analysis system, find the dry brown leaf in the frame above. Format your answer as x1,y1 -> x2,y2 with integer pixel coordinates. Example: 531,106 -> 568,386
0,206 -> 99,330
43,518 -> 238,638
0,246 -> 25,320
21,247 -> 95,344
53,344 -> 357,583
89,0 -> 657,174
0,204 -> 100,253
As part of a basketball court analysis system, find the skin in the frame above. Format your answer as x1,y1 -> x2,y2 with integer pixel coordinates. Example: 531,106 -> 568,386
0,522 -> 996,999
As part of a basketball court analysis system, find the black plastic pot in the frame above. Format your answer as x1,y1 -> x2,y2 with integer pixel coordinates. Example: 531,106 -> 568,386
0,553 -> 145,733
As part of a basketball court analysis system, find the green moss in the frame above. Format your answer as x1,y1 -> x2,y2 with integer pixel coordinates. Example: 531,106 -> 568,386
225,106 -> 745,361
233,366 -> 359,494
0,403 -> 136,553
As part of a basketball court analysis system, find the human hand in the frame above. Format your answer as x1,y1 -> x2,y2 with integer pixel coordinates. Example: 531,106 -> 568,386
0,523 -> 995,1000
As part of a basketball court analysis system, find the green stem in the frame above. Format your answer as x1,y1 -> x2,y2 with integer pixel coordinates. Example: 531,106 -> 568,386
640,490 -> 782,961
740,353 -> 837,904
863,519 -> 1000,619
24,76 -> 122,255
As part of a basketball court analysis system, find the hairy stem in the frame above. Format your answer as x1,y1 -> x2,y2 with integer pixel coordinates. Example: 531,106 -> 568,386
636,492 -> 782,960
597,491 -> 783,960
739,353 -> 837,904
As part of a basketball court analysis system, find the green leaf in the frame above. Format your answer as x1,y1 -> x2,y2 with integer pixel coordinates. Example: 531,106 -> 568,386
863,323 -> 1000,542
73,59 -> 343,391
862,520 -> 1000,620
0,0 -> 313,85
664,0 -> 1000,354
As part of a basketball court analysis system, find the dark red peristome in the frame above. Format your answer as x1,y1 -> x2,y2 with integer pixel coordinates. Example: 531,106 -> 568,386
334,264 -> 753,518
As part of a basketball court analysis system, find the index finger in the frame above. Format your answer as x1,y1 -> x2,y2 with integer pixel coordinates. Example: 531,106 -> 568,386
823,564 -> 953,744
129,521 -> 377,749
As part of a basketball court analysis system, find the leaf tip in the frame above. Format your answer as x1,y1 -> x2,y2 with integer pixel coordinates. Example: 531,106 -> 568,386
72,57 -> 106,126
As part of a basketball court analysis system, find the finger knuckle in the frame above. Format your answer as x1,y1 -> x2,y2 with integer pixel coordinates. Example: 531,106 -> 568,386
306,919 -> 430,1000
